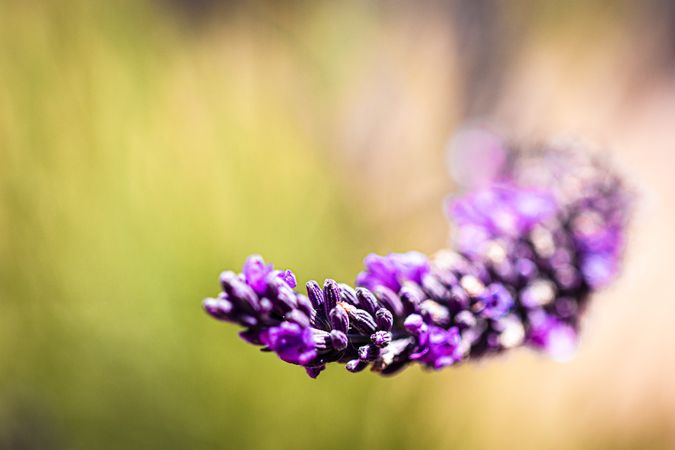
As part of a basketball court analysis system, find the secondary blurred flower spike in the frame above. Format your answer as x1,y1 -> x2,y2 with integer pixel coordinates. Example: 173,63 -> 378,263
203,134 -> 632,378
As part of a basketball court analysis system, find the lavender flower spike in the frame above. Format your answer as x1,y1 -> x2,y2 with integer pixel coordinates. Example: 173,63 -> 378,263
203,141 -> 632,378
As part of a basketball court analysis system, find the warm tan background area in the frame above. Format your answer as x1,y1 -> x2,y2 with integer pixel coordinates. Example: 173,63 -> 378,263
1,1 -> 674,449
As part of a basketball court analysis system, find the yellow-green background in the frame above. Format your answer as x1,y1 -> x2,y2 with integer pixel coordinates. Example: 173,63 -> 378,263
2,1 -> 675,449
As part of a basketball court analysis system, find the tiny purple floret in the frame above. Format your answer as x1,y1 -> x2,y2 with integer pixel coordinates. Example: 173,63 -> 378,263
263,322 -> 317,365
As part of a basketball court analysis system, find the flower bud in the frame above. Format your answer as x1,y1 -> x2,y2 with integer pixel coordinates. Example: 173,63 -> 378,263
420,300 -> 450,326
404,314 -> 426,335
422,273 -> 450,302
449,286 -> 470,309
454,310 -> 476,329
295,294 -> 316,320
311,329 -> 331,351
399,284 -> 423,315
221,273 -> 261,313
371,331 -> 392,348
374,286 -> 403,316
329,305 -> 350,333
329,330 -> 348,351
269,277 -> 298,311
305,280 -> 324,310
475,283 -> 513,319
347,307 -> 376,335
323,279 -> 341,317
520,279 -> 556,308
375,308 -> 393,331
203,297 -> 233,321
219,270 -> 238,292
339,283 -> 359,306
355,287 -> 379,315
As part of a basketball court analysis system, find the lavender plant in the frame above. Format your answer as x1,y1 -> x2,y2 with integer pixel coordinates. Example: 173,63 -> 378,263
203,140 -> 632,378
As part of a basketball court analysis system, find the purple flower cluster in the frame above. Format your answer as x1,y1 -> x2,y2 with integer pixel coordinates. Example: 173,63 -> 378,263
203,142 -> 631,377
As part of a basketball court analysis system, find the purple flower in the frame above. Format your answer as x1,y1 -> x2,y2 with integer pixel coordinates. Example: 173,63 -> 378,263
356,251 -> 430,292
450,186 -> 556,234
242,255 -> 272,295
203,139 -> 631,378
404,313 -> 426,335
449,185 -> 557,254
476,283 -> 513,319
278,270 -> 297,289
263,322 -> 317,365
410,326 -> 462,369
243,255 -> 296,295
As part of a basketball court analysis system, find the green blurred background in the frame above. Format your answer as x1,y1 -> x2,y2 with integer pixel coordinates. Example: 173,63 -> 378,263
2,1 -> 675,449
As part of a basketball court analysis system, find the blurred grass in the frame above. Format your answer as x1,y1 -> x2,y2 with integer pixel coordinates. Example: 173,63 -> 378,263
0,2 -> 387,449
1,1 -> 675,449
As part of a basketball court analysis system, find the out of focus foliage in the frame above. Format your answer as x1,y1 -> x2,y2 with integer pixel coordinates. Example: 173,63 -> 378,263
1,1 -> 674,449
